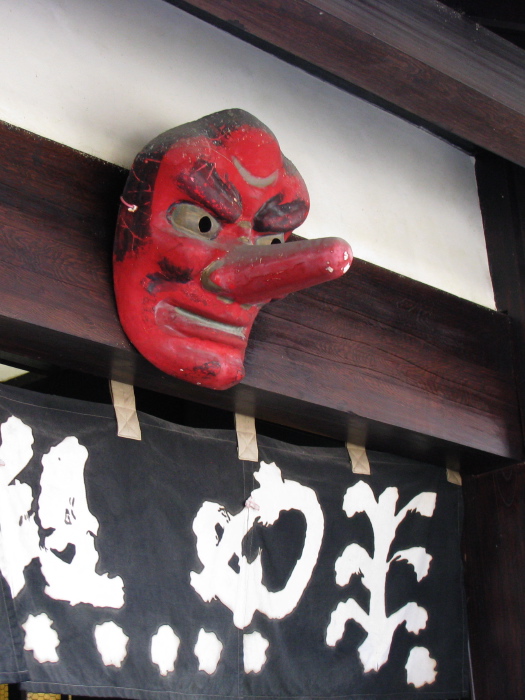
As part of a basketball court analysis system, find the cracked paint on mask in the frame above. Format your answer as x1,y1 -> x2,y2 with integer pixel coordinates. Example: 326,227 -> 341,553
114,109 -> 352,390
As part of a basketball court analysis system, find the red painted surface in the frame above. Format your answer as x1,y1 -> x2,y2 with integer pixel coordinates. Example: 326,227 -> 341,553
114,109 -> 352,389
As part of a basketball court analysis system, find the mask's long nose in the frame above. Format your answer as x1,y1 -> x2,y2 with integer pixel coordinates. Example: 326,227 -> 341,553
201,237 -> 353,304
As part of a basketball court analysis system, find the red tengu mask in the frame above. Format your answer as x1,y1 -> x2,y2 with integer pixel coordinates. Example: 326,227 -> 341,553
114,109 -> 352,390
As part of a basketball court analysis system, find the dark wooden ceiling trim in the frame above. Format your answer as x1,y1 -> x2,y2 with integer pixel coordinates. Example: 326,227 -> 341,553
165,0 -> 525,168
463,463 -> 525,698
476,152 -> 525,444
0,120 -> 520,470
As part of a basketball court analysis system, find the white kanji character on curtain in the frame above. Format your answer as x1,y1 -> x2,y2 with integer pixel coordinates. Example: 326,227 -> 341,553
38,436 -> 124,608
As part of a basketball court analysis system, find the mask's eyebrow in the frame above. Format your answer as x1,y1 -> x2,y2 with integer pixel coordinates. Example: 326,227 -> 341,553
177,158 -> 242,223
254,193 -> 309,233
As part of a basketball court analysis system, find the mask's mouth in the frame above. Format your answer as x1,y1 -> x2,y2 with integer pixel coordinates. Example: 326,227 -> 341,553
155,301 -> 248,342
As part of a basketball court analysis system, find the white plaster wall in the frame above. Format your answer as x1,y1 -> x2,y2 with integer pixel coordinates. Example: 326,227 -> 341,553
0,0 -> 495,308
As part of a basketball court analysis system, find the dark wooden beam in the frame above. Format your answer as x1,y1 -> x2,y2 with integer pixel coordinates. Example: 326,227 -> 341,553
441,0 -> 525,27
439,0 -> 525,50
165,0 -> 525,168
0,120 -> 521,471
476,152 -> 525,445
463,464 -> 525,699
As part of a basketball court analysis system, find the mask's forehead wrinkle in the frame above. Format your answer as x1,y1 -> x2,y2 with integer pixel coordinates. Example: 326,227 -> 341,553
233,156 -> 279,189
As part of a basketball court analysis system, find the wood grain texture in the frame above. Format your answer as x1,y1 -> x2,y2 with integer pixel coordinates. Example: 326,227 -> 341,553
463,464 -> 525,699
0,120 -> 520,470
165,0 -> 525,167
476,152 -> 525,446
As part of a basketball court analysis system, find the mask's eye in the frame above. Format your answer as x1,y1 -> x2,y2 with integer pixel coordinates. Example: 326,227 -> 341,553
255,233 -> 285,246
167,203 -> 221,240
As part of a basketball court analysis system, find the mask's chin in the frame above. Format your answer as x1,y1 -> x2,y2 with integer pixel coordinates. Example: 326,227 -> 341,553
156,334 -> 246,390
130,305 -> 248,389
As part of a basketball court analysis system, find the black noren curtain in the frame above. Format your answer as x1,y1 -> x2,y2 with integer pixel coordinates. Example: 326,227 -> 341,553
0,384 -> 468,699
